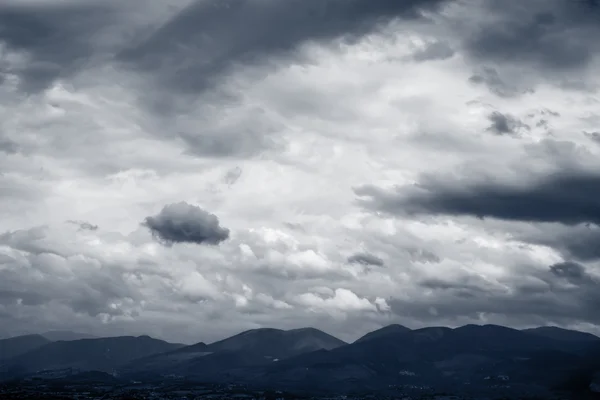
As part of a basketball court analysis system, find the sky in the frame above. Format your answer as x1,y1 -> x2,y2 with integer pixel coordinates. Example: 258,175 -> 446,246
1,0 -> 600,345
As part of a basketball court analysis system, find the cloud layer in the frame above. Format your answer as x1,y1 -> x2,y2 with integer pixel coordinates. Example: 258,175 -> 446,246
1,0 -> 600,343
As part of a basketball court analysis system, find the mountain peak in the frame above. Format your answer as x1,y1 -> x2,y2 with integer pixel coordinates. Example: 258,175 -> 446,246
206,326 -> 346,358
355,324 -> 411,343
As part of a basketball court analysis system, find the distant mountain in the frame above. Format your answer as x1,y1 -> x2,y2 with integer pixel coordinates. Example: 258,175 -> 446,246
121,341 -> 211,373
355,324 -> 411,343
5,335 -> 184,375
0,334 -> 51,361
206,327 -> 346,358
41,331 -> 98,342
523,326 -> 600,342
6,324 -> 600,396
123,327 -> 346,377
241,324 -> 595,393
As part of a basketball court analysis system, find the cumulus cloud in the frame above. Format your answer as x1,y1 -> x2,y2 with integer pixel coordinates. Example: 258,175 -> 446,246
143,202 -> 230,246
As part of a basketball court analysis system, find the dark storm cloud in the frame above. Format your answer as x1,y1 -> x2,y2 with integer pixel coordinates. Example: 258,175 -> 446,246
549,261 -> 594,285
354,170 -> 600,225
390,260 -> 600,326
463,0 -> 600,72
487,111 -> 529,136
347,252 -> 385,267
143,202 -> 230,246
0,2 -> 115,92
117,0 -> 450,94
522,224 -> 600,262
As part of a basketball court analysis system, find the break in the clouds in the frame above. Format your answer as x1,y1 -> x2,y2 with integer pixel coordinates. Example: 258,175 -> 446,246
1,0 -> 600,343
143,202 -> 230,246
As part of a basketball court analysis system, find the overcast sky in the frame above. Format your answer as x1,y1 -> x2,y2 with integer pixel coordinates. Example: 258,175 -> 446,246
1,0 -> 600,344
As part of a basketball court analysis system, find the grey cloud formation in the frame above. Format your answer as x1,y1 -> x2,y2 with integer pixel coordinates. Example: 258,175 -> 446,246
549,261 -> 594,285
585,131 -> 600,144
224,166 -> 243,186
347,252 -> 385,267
468,67 -> 533,98
521,224 -> 600,262
355,170 -> 600,225
143,202 -> 230,246
0,138 -> 19,154
0,249 -> 135,319
487,111 -> 528,136
117,0 -> 450,94
390,260 -> 600,327
0,2 -> 116,92
67,220 -> 98,231
463,0 -> 600,72
411,41 -> 454,62
3,0 -> 600,342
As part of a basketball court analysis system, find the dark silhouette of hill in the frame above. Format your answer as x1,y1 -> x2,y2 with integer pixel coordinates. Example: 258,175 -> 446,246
0,334 -> 51,361
206,327 -> 346,357
4,324 -> 600,397
354,324 -> 411,343
236,324 -> 595,393
122,327 -> 346,376
5,335 -> 184,374
523,326 -> 600,342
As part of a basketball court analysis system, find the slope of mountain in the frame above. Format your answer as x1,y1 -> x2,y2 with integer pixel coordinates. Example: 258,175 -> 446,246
41,331 -> 98,341
0,334 -> 51,361
5,335 -> 184,374
122,327 -> 346,378
121,341 -> 211,373
355,324 -> 412,343
240,324 -> 592,393
523,326 -> 600,342
206,327 -> 346,358
6,324 -> 600,396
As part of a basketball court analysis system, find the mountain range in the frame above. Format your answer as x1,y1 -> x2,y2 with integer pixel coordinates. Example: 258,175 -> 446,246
2,325 -> 600,397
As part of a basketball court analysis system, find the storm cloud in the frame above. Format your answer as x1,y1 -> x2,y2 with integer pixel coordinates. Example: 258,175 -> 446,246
463,0 -> 600,72
0,2 -> 117,92
143,202 -> 230,246
355,170 -> 600,226
117,0 -> 450,94
389,260 -> 600,327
